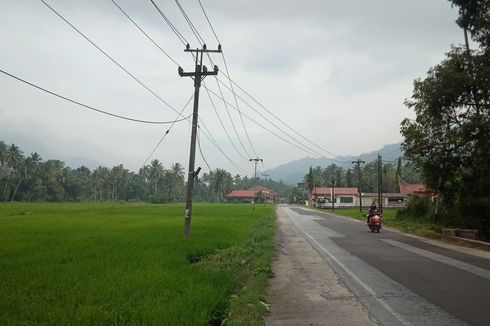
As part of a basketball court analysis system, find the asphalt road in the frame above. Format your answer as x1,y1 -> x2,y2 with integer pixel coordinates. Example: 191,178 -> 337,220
282,205 -> 490,326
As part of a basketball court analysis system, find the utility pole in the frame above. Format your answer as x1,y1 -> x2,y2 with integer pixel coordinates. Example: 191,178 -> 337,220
179,43 -> 221,237
331,178 -> 335,212
352,158 -> 365,212
261,173 -> 270,203
250,158 -> 263,209
250,158 -> 263,180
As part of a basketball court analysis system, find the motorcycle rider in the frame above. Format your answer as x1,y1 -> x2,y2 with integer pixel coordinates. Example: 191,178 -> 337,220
367,202 -> 377,224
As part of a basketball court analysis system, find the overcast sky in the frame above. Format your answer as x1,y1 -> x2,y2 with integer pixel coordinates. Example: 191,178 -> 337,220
0,0 -> 464,176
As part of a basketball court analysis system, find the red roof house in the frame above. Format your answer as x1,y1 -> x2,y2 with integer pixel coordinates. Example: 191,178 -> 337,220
398,177 -> 431,197
226,186 -> 276,203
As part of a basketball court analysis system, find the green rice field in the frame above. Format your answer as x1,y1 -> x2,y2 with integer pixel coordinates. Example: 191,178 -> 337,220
0,202 -> 275,325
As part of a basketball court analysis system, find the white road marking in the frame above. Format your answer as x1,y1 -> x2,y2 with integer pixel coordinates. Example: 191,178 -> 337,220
381,239 -> 490,280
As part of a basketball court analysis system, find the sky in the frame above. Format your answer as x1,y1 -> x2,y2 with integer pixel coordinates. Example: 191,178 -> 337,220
0,0 -> 464,177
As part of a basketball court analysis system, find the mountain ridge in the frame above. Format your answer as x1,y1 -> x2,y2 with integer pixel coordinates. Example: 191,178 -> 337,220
265,143 -> 403,184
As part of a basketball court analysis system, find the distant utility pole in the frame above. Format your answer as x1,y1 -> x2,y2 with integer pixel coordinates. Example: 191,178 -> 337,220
249,158 -> 263,180
250,158 -> 263,209
331,178 -> 335,212
179,43 -> 222,238
352,158 -> 365,212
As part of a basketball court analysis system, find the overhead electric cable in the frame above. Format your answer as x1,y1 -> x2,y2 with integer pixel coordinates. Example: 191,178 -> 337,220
40,0 -> 186,119
174,0 -> 205,45
197,0 -> 220,44
149,0 -> 188,46
217,76 -> 340,158
198,118 -> 245,173
193,0 -> 258,157
215,78 -> 346,162
197,129 -> 212,171
203,81 -> 248,160
0,68 -> 190,125
205,85 -> 349,163
111,0 -> 180,66
142,94 -> 194,167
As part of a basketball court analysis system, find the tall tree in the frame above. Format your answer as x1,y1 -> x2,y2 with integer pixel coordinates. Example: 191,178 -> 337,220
401,0 -> 490,233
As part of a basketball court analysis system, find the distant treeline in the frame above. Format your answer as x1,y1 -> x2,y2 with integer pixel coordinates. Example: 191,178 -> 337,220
0,141 -> 292,203
302,160 -> 420,193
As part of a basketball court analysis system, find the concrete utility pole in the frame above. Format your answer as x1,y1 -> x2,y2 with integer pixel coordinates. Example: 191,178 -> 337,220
331,178 -> 335,212
250,158 -> 263,180
250,158 -> 263,209
352,158 -> 365,212
179,43 -> 221,237
261,173 -> 270,203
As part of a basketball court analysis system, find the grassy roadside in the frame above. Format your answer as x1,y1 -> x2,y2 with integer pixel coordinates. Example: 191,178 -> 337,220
0,202 -> 276,325
314,208 -> 443,239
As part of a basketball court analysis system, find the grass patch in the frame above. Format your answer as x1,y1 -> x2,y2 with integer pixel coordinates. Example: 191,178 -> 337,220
0,202 -> 276,325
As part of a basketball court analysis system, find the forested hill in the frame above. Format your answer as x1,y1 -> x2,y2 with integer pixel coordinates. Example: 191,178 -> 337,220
265,143 -> 402,184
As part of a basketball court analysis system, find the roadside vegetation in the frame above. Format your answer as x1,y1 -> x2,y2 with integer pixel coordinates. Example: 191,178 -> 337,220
0,202 -> 275,325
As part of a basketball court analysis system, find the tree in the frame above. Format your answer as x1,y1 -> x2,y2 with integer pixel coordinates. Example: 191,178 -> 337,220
401,0 -> 490,234
345,169 -> 353,187
3,144 -> 24,201
168,163 -> 185,202
209,168 -> 232,202
148,160 -> 164,198
450,0 -> 490,49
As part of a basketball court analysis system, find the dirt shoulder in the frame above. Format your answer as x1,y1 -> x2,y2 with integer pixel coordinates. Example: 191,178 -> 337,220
264,207 -> 378,326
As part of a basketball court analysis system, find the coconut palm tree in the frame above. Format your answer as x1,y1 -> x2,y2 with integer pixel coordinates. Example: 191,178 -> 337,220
169,163 -> 185,202
210,168 -> 232,202
148,159 -> 164,196
3,144 -> 24,201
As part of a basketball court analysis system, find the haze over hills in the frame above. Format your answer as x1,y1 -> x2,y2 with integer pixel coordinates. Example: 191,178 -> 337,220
264,143 -> 403,185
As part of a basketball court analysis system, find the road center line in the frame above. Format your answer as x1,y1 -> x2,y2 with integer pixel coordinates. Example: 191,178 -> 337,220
381,239 -> 490,280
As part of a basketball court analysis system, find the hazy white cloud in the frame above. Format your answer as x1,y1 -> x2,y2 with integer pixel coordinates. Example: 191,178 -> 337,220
0,0 -> 463,176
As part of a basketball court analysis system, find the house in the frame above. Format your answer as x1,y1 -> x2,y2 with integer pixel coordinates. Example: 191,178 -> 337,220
362,193 -> 407,208
398,177 -> 432,197
311,187 -> 409,209
225,189 -> 256,203
311,187 -> 359,208
225,186 -> 276,203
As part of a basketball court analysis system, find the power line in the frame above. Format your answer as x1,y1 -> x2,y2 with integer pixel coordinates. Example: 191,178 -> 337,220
141,94 -> 194,167
174,0 -> 205,45
198,118 -> 245,173
40,0 -> 185,118
203,81 -> 248,160
197,128 -> 212,171
149,0 -> 188,46
212,76 -> 251,159
197,0 -> 220,44
215,77 -> 347,162
111,0 -> 180,66
195,2 -> 259,157
204,85 -> 349,163
218,75 -> 340,158
0,68 -> 190,125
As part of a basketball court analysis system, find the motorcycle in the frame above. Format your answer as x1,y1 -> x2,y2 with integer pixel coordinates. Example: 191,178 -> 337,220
367,210 -> 382,233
